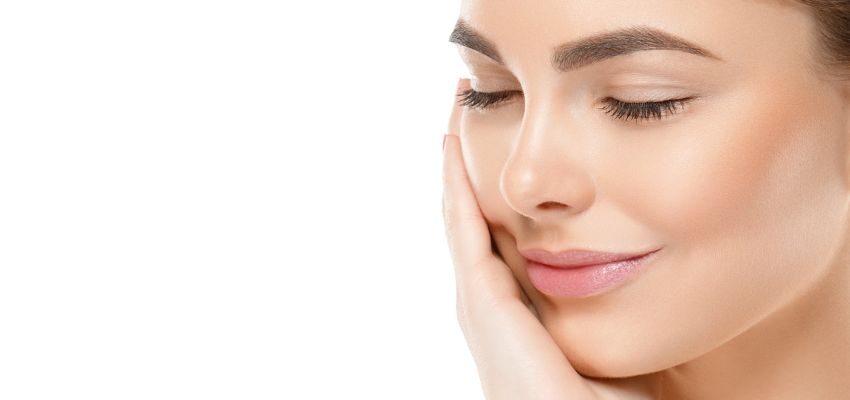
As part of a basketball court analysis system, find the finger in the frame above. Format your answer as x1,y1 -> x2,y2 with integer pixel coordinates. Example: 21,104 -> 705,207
442,79 -> 497,272
442,83 -> 523,309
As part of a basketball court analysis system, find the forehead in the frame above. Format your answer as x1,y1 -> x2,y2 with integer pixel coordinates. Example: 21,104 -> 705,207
456,0 -> 816,75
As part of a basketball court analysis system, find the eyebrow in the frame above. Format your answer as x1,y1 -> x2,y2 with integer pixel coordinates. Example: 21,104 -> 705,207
448,18 -> 723,71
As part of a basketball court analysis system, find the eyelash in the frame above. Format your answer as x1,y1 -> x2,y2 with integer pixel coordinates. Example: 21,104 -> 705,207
455,88 -> 693,122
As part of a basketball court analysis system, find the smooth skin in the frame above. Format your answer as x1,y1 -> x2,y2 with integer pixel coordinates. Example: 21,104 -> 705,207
443,1 -> 850,399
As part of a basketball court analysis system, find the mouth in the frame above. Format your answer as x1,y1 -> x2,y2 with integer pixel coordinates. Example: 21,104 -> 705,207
522,247 -> 663,298
519,246 -> 662,268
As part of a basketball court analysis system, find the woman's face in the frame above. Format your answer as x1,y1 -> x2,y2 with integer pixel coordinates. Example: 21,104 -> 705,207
454,0 -> 850,377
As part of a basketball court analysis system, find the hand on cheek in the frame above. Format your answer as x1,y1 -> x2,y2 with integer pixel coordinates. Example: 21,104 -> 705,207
442,78 -> 641,400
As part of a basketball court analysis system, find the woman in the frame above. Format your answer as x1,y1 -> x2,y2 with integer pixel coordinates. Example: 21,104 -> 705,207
441,1 -> 850,399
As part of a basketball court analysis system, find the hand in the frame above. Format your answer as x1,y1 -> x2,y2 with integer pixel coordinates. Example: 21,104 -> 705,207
441,78 -> 658,400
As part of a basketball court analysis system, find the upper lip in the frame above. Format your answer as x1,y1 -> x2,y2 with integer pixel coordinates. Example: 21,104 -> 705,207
519,246 -> 662,269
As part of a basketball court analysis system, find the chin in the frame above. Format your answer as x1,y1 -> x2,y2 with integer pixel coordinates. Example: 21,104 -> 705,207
569,345 -> 660,379
546,323 -> 678,379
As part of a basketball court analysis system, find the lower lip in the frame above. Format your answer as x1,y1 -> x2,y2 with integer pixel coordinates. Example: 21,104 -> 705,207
526,249 -> 662,298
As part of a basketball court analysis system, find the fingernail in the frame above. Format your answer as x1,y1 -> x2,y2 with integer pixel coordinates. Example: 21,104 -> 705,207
443,134 -> 448,151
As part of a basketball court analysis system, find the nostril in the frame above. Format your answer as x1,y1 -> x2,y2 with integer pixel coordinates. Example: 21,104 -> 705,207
538,201 -> 566,210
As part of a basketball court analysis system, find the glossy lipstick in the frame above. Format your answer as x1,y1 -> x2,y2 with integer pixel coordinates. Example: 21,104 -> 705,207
520,247 -> 663,298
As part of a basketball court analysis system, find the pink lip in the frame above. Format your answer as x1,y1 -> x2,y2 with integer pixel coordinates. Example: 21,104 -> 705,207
519,247 -> 661,268
520,247 -> 663,298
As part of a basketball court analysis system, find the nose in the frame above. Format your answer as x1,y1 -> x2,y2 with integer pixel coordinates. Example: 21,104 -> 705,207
499,106 -> 596,222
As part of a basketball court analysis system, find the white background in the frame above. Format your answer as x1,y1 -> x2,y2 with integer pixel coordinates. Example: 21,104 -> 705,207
0,1 -> 483,398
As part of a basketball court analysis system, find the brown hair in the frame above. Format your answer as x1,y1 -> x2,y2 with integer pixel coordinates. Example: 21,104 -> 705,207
796,0 -> 850,81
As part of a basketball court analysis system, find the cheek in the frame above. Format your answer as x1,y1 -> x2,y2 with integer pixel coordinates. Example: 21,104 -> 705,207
559,83 -> 850,377
605,78 -> 846,251
458,107 -> 522,226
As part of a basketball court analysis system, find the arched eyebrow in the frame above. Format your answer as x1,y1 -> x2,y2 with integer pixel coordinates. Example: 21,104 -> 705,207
448,19 -> 504,64
448,18 -> 724,71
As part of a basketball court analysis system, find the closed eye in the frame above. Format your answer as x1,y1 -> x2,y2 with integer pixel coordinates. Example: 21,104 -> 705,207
456,88 -> 694,122
455,88 -> 522,110
598,96 -> 695,122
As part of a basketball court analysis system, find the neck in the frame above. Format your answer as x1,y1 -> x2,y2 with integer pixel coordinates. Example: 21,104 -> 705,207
651,240 -> 850,400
